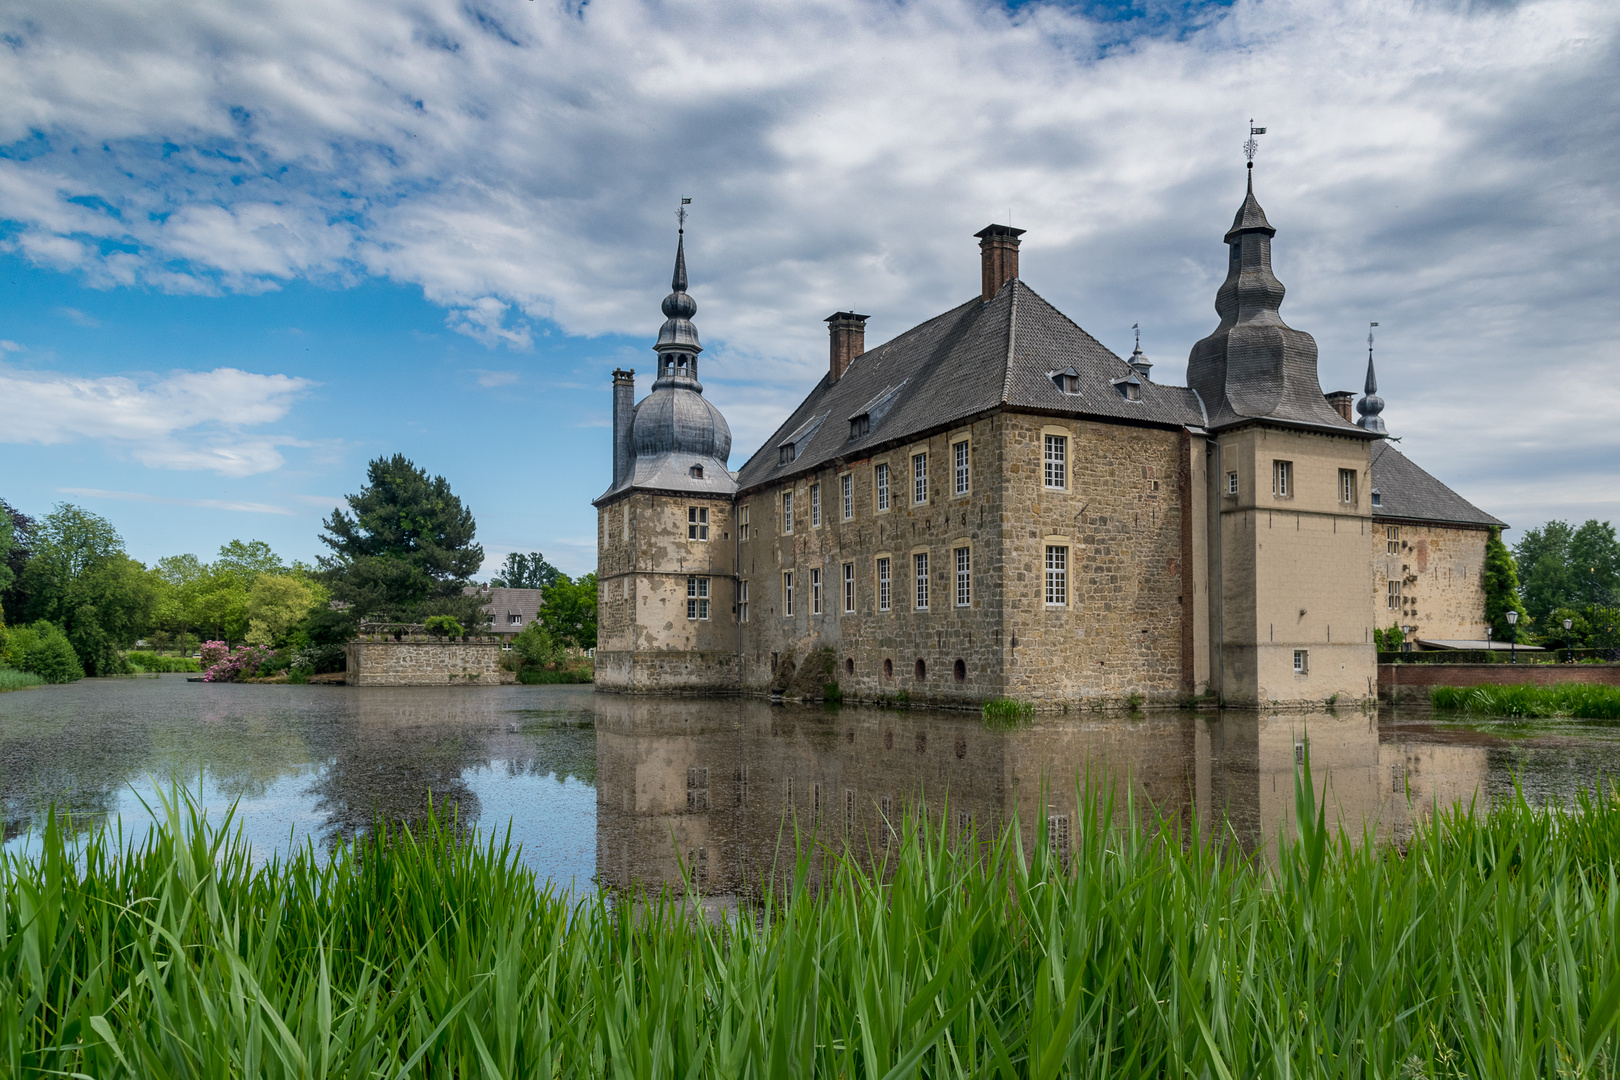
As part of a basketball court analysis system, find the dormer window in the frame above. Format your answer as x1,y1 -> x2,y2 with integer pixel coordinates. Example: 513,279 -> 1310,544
849,415 -> 870,440
778,444 -> 795,466
1050,367 -> 1081,395
1112,375 -> 1142,402
1371,488 -> 1382,508
689,464 -> 704,479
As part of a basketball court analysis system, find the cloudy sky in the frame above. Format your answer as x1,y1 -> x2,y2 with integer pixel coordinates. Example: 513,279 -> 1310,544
1,0 -> 1615,576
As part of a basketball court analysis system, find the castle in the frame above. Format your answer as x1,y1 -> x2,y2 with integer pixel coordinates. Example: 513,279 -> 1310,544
593,172 -> 1503,707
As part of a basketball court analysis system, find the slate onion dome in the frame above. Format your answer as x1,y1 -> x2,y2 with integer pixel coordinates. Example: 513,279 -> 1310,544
630,227 -> 732,461
1356,333 -> 1387,434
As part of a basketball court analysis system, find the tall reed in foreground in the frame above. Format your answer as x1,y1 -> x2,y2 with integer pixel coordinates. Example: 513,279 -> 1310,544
5,770 -> 1620,1078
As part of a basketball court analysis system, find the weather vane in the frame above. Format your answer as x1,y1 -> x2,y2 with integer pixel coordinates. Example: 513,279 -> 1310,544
1243,120 -> 1266,170
1368,321 -> 1378,356
677,196 -> 691,231
1132,322 -> 1141,350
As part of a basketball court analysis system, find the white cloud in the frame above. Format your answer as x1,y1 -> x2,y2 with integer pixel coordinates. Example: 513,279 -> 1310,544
0,341 -> 22,352
0,0 -> 1616,533
54,305 -> 100,327
58,488 -> 298,515
0,364 -> 313,476
473,369 -> 520,387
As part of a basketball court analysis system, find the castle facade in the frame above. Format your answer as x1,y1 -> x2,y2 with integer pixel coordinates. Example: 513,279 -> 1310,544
593,175 -> 1502,707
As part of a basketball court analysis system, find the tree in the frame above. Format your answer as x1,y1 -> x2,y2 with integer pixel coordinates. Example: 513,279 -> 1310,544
1569,520 -> 1620,608
21,504 -> 124,623
1484,527 -> 1527,641
489,552 -> 563,590
1514,519 -> 1620,627
319,455 -> 484,625
0,505 -> 12,595
20,506 -> 158,674
7,621 -> 84,683
245,574 -> 323,647
216,539 -> 287,580
0,499 -> 35,621
539,572 -> 597,651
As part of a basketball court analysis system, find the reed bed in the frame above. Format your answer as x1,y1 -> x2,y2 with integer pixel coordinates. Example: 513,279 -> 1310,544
6,772 -> 1620,1078
1432,681 -> 1620,719
0,667 -> 45,691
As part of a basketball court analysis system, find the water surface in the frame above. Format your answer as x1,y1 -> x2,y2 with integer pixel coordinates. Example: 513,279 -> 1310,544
4,675 -> 1618,895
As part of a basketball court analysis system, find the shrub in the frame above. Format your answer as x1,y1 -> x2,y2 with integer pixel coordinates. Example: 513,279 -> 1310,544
286,668 -> 310,685
423,615 -> 465,638
124,652 -> 202,674
9,621 -> 84,683
1431,682 -> 1620,720
0,667 -> 45,691
291,643 -> 346,674
982,696 -> 1035,729
199,641 -> 230,669
202,644 -> 276,683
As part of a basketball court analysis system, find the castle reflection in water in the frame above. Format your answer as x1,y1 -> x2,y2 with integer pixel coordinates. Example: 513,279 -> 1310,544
593,696 -> 1490,899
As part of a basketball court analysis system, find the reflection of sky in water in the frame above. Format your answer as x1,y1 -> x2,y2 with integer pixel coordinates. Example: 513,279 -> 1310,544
6,676 -> 1620,895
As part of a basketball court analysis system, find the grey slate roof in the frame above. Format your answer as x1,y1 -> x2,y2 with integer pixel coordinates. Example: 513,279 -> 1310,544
734,279 -> 1206,492
1370,443 -> 1505,529
462,587 -> 545,636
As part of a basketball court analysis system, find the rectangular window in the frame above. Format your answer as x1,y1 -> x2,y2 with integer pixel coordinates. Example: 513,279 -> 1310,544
687,506 -> 709,541
811,483 -> 821,527
953,440 -> 970,495
739,504 -> 750,541
875,463 -> 890,511
842,562 -> 855,613
686,576 -> 710,620
811,568 -> 822,614
1386,525 -> 1400,554
782,490 -> 793,534
1045,545 -> 1068,606
507,613 -> 522,624
783,571 -> 794,616
1293,649 -> 1309,675
914,552 -> 929,610
954,547 -> 971,607
1338,469 -> 1354,504
686,767 -> 709,811
912,453 -> 928,504
1044,434 -> 1067,490
1048,813 -> 1071,867
739,580 -> 749,623
841,473 -> 853,519
1227,471 -> 1238,496
1272,460 -> 1292,498
1387,579 -> 1401,610
877,557 -> 891,612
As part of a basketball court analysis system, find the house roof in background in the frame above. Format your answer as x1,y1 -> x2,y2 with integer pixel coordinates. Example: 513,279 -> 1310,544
1371,443 -> 1505,529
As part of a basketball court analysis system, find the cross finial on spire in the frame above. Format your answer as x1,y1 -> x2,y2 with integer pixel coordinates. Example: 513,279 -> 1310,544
1243,120 -> 1266,171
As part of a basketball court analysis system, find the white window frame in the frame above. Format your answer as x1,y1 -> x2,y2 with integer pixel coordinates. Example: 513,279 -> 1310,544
1272,460 -> 1292,498
875,463 -> 890,511
739,504 -> 750,541
842,562 -> 855,613
686,576 -> 710,620
841,473 -> 853,520
782,489 -> 794,534
739,580 -> 749,623
913,551 -> 929,610
877,557 -> 891,612
954,546 -> 971,607
1387,579 -> 1401,610
952,440 -> 970,496
811,483 -> 821,528
783,571 -> 794,616
688,506 -> 709,541
912,452 -> 928,505
811,567 -> 822,614
1045,545 -> 1068,607
1043,434 -> 1067,490
1387,525 -> 1400,554
1293,649 -> 1309,675
1339,469 -> 1356,505
1227,471 -> 1238,496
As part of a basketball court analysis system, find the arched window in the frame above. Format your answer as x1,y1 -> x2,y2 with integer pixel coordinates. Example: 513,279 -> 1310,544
883,658 -> 893,679
844,657 -> 854,675
953,658 -> 966,682
914,658 -> 926,681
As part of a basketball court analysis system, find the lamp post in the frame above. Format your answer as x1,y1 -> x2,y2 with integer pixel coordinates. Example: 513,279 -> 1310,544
1507,610 -> 1519,665
1565,617 -> 1574,664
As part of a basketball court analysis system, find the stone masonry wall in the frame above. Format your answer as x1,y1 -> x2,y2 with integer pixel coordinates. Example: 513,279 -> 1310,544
345,639 -> 513,686
1371,521 -> 1490,644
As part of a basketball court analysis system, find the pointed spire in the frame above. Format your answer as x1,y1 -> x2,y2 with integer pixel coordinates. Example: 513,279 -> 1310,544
655,204 -> 701,388
1356,322 -> 1386,433
671,229 -> 688,293
1128,323 -> 1153,378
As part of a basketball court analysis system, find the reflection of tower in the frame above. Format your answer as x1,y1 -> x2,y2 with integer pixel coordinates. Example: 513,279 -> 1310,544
593,216 -> 739,693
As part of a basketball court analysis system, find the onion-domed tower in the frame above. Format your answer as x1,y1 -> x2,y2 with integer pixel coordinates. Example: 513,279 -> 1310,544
594,220 -> 739,693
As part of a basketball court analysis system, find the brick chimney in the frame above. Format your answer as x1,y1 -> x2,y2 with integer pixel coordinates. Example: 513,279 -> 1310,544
974,224 -> 1026,302
611,368 -> 635,486
1325,390 -> 1355,423
825,311 -> 868,384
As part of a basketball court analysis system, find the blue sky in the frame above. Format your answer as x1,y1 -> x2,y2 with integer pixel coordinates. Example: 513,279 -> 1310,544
2,0 -> 1616,578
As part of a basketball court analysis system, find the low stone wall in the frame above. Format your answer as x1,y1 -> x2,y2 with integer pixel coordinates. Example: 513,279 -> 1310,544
1379,662 -> 1620,703
345,637 -> 515,687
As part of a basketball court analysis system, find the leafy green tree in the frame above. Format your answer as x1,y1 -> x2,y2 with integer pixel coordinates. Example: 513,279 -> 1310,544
1484,527 -> 1528,641
489,552 -> 563,590
21,504 -> 124,621
1515,519 -> 1620,624
0,505 -> 13,595
0,499 -> 35,621
1570,520 -> 1620,607
319,455 -> 484,625
216,539 -> 287,580
245,574 -> 324,647
423,615 -> 465,638
510,621 -> 565,669
21,506 -> 157,674
539,572 -> 598,651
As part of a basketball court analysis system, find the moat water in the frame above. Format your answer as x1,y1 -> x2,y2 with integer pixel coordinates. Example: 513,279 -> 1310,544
4,675 -> 1620,893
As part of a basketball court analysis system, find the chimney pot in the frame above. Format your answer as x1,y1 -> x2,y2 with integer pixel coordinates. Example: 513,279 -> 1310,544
973,224 -> 1026,302
825,311 -> 868,384
1325,390 -> 1355,423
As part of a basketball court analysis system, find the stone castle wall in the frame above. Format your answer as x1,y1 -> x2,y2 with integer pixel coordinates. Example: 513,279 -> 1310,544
345,638 -> 513,686
1371,521 -> 1490,644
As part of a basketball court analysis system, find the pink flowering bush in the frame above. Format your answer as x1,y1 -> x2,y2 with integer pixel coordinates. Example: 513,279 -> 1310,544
202,644 -> 276,683
200,641 -> 230,669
